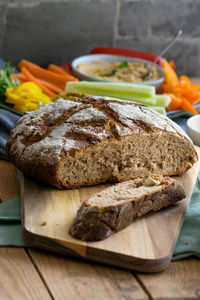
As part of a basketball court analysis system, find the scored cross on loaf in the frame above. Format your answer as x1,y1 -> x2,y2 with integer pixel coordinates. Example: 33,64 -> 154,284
6,96 -> 197,189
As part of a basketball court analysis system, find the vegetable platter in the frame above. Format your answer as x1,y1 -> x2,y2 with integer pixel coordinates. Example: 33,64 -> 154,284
0,54 -> 199,117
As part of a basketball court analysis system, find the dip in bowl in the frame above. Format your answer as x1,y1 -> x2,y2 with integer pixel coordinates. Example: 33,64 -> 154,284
72,54 -> 164,88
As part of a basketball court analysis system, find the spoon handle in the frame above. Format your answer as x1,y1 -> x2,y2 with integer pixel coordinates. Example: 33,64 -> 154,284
154,29 -> 182,64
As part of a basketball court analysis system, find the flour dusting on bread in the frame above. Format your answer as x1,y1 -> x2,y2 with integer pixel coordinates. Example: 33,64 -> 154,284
6,96 -> 197,189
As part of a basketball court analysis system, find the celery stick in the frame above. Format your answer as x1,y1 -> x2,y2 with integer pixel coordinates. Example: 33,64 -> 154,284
149,106 -> 166,115
67,86 -> 155,105
153,95 -> 171,107
66,81 -> 155,98
127,96 -> 156,105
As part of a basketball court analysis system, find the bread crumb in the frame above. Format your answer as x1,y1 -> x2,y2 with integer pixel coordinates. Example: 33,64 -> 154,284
40,221 -> 47,226
144,177 -> 161,186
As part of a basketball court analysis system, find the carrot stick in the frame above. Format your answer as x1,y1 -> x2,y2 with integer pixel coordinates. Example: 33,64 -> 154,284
28,68 -> 67,89
48,64 -> 69,76
17,77 -> 26,84
22,64 -> 77,89
169,60 -> 176,70
21,67 -> 56,98
179,97 -> 198,114
12,73 -> 21,80
164,93 -> 182,111
19,59 -> 78,88
18,59 -> 39,70
161,59 -> 200,111
34,78 -> 63,94
161,59 -> 179,92
12,73 -> 26,80
18,78 -> 26,84
12,73 -> 27,84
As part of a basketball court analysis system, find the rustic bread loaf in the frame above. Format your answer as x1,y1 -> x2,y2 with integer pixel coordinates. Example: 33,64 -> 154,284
6,96 -> 197,189
70,175 -> 186,241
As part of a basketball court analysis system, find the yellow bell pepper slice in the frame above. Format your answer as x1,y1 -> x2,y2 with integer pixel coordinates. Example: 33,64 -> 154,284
27,102 -> 40,111
13,104 -> 28,113
6,97 -> 27,105
14,82 -> 42,93
5,81 -> 51,112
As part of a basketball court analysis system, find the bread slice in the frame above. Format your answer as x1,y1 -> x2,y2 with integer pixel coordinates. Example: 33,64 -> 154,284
6,97 -> 197,189
70,175 -> 186,241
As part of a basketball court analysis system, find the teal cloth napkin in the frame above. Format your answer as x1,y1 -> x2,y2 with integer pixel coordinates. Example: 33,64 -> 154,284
172,172 -> 200,260
0,173 -> 200,259
0,197 -> 26,246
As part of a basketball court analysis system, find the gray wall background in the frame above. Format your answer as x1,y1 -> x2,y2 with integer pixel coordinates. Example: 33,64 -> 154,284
0,0 -> 200,76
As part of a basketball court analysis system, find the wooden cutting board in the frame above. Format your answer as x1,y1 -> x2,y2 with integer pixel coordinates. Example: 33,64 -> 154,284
22,146 -> 200,273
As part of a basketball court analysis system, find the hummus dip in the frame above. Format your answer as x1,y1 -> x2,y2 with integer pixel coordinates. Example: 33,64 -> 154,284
77,60 -> 160,82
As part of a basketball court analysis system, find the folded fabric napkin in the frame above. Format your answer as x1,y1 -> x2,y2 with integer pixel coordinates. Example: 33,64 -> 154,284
0,106 -> 21,160
172,173 -> 200,260
0,197 -> 26,246
0,58 -> 199,259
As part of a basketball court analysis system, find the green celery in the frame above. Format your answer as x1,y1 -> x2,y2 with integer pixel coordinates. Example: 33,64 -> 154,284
126,96 -> 156,105
67,86 -> 155,105
153,95 -> 171,107
66,81 -> 155,98
149,106 -> 166,115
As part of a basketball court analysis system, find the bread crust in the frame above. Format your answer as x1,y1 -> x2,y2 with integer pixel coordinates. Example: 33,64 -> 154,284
69,176 -> 186,241
6,96 -> 198,189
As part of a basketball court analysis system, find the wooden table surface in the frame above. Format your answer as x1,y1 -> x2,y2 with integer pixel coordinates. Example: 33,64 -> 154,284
1,159 -> 200,300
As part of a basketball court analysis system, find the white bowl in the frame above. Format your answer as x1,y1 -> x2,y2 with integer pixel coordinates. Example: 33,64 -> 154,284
71,54 -> 164,89
186,115 -> 200,146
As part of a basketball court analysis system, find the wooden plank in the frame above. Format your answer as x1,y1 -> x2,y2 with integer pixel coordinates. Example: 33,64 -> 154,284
0,160 -> 20,202
28,248 -> 148,300
0,160 -> 146,299
137,258 -> 200,299
0,161 -> 52,300
22,146 -> 200,272
0,158 -> 146,299
0,247 -> 52,300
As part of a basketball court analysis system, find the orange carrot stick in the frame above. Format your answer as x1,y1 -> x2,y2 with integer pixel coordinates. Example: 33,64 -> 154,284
12,73 -> 26,80
34,78 -> 63,94
21,67 -> 56,98
48,64 -> 69,76
20,63 -> 77,89
16,77 -> 26,84
169,60 -> 176,70
18,59 -> 39,70
28,68 -> 67,90
179,97 -> 198,114
12,73 -> 27,84
161,59 -> 179,93
164,93 -> 182,111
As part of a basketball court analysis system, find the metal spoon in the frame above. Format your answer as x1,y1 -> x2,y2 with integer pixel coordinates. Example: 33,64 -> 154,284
144,29 -> 182,80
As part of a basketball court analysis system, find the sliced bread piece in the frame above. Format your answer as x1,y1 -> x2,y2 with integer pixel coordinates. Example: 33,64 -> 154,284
70,175 -> 186,241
